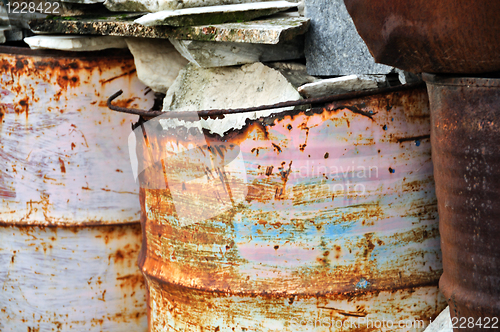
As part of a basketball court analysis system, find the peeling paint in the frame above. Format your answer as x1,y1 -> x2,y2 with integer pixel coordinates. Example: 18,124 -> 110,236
0,46 -> 154,226
0,224 -> 147,331
137,87 -> 446,331
0,46 -> 154,331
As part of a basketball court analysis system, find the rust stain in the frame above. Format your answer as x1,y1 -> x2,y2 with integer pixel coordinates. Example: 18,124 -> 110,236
58,157 -> 66,173
425,74 -> 500,323
100,69 -> 137,84
136,87 -> 444,330
0,46 -> 151,329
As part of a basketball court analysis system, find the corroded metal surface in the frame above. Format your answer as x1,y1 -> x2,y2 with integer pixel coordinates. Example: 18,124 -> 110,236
0,224 -> 147,332
424,74 -> 500,330
343,0 -> 500,74
138,87 -> 446,331
0,46 -> 153,331
0,46 -> 153,226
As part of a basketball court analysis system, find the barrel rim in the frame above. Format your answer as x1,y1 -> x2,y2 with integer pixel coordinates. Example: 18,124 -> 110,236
0,45 -> 133,59
0,220 -> 142,228
423,72 -> 500,88
144,272 -> 441,298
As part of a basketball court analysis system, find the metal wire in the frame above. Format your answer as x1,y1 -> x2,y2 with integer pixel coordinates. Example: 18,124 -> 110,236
107,81 -> 425,121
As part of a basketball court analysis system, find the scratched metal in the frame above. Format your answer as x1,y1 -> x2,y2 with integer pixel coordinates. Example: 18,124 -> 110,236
0,224 -> 146,332
0,46 -> 154,331
0,46 -> 153,226
137,87 -> 446,331
424,74 -> 500,329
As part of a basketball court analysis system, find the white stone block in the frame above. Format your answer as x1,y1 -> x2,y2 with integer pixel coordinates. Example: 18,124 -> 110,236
161,62 -> 301,136
24,35 -> 127,51
125,37 -> 189,93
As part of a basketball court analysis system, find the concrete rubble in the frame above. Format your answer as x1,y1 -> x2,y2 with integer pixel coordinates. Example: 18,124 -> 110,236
161,62 -> 301,135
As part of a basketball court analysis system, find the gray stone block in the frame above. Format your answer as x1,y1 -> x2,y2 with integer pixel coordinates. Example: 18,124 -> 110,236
298,74 -> 386,98
162,62 -> 301,136
125,38 -> 188,93
169,37 -> 304,68
304,0 -> 393,76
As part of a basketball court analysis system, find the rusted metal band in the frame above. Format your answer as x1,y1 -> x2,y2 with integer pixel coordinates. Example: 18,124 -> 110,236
0,220 -> 141,228
0,45 -> 133,58
144,272 -> 440,297
107,81 -> 425,121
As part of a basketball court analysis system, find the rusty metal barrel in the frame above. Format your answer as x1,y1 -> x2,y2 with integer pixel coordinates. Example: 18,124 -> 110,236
136,85 -> 446,331
424,74 -> 500,330
343,0 -> 500,74
0,46 -> 153,331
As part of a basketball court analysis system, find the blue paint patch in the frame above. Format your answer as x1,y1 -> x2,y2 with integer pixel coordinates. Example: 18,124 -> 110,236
389,167 -> 395,173
382,125 -> 387,131
391,118 -> 394,121
356,278 -> 370,289
415,140 -> 421,147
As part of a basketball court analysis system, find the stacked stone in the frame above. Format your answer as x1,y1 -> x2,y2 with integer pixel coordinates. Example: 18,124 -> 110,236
4,0 -> 421,108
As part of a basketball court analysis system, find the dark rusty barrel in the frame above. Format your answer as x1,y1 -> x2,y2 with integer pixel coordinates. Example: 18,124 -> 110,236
343,0 -> 500,74
137,85 -> 446,331
424,74 -> 500,330
0,46 -> 153,331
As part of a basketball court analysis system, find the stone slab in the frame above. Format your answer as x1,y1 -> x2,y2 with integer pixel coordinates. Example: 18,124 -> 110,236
105,0 -> 293,12
29,13 -> 309,44
266,62 -> 318,88
24,35 -> 127,51
60,0 -> 104,3
0,27 -> 6,44
304,0 -> 393,75
180,13 -> 308,43
169,37 -> 303,67
297,74 -> 386,98
424,307 -> 453,332
125,37 -> 188,93
134,1 -> 297,26
161,62 -> 301,136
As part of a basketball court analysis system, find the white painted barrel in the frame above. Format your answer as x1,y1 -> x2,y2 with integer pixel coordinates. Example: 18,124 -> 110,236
0,46 -> 153,331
